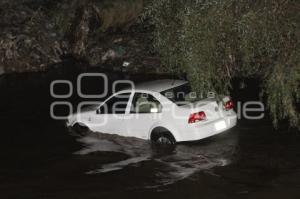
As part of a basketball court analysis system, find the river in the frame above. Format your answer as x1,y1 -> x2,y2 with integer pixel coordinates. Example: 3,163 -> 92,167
0,71 -> 299,199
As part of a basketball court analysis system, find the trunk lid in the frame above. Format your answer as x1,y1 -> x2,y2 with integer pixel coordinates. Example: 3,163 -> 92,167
180,98 -> 223,121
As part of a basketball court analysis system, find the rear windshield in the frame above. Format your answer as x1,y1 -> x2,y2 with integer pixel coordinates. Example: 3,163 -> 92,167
160,83 -> 201,106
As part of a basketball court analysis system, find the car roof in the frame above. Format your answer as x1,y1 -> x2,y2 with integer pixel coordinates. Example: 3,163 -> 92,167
122,79 -> 188,93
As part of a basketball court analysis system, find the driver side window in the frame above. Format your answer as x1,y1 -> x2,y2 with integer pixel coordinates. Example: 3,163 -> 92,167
130,93 -> 162,114
99,93 -> 131,114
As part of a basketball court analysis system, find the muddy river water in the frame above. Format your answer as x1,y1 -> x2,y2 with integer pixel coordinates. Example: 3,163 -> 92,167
0,72 -> 299,199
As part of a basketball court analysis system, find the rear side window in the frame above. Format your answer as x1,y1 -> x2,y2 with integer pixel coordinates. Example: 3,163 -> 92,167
130,93 -> 162,114
160,83 -> 200,106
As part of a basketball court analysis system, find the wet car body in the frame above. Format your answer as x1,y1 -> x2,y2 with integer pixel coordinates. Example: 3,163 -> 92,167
67,79 -> 237,143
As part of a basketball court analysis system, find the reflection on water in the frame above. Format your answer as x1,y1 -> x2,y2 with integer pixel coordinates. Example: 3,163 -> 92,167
75,129 -> 239,187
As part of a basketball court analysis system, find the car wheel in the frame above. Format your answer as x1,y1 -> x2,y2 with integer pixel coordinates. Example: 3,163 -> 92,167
153,132 -> 176,145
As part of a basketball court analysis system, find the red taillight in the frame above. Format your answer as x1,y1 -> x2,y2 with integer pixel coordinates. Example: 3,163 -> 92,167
224,100 -> 234,111
188,111 -> 206,124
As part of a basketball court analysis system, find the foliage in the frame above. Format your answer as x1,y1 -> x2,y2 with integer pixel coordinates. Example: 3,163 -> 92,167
51,0 -> 144,56
143,0 -> 300,128
0,0 -> 145,72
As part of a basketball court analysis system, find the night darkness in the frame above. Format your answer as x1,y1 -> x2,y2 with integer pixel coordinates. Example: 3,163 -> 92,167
0,1 -> 299,199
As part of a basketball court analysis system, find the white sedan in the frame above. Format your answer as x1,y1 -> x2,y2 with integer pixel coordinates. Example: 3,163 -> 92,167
67,79 -> 237,144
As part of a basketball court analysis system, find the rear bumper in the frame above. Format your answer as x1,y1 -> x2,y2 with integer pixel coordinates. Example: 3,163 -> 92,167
177,113 -> 237,142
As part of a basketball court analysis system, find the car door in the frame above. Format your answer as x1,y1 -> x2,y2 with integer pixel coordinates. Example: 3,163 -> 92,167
89,92 -> 132,136
125,92 -> 162,139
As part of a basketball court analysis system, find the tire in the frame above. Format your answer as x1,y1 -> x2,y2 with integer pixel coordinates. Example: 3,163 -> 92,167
152,132 -> 176,145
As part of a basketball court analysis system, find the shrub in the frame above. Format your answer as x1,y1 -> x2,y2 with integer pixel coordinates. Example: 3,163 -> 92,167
143,0 -> 300,128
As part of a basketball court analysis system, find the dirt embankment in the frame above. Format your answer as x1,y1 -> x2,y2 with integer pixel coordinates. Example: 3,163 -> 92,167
0,0 -> 160,75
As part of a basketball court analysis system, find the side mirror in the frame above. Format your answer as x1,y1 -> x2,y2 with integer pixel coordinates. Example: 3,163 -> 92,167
96,109 -> 101,114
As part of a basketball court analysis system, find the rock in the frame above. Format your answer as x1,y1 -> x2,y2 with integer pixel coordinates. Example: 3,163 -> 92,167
113,38 -> 123,43
92,0 -> 144,32
101,46 -> 126,63
122,61 -> 130,67
101,49 -> 117,62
